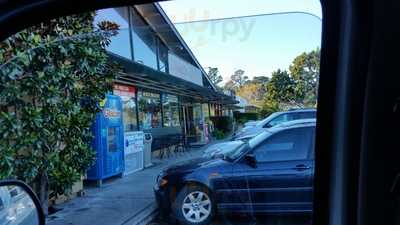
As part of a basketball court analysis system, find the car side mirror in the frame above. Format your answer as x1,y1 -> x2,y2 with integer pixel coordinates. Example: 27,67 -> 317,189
244,154 -> 257,168
0,180 -> 45,225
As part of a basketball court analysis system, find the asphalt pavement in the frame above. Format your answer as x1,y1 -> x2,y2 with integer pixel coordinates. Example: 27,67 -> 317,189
46,144 -> 211,225
149,214 -> 312,225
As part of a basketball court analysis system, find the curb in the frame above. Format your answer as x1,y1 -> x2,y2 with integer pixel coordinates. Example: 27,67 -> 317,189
121,202 -> 159,225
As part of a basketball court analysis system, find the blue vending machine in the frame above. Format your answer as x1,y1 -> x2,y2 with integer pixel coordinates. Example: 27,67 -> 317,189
87,94 -> 125,186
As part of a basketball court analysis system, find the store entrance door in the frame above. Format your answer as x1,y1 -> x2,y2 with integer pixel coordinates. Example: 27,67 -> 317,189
182,105 -> 194,143
182,104 -> 205,145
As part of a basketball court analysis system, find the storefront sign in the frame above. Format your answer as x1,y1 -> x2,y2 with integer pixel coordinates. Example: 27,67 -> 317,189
114,84 -> 136,97
102,96 -> 122,125
103,108 -> 121,118
124,131 -> 144,155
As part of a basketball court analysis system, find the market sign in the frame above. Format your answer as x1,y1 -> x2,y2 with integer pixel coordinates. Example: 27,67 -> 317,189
114,84 -> 136,97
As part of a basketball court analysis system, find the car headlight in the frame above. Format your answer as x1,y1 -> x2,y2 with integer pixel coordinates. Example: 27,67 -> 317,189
156,172 -> 168,187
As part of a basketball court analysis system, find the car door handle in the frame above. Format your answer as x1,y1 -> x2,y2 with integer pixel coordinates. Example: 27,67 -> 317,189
294,164 -> 311,170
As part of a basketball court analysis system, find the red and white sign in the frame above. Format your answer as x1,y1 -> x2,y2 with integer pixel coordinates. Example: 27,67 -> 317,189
103,108 -> 121,118
114,84 -> 136,97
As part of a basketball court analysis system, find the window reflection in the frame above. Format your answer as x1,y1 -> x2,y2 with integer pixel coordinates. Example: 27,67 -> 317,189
158,41 -> 169,73
114,84 -> 138,132
138,91 -> 161,129
130,8 -> 158,70
162,94 -> 180,127
94,8 -> 131,59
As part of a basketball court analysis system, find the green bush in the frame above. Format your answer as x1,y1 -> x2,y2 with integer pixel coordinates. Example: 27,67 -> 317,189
233,112 -> 260,124
212,129 -> 225,140
210,116 -> 232,133
0,12 -> 120,212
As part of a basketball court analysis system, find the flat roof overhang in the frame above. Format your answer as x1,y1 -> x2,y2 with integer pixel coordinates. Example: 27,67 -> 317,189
109,53 -> 238,105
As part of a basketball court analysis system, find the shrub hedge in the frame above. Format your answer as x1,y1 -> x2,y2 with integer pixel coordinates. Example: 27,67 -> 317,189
233,112 -> 260,124
210,116 -> 233,133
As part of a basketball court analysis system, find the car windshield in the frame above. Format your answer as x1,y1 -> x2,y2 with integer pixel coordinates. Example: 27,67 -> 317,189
225,131 -> 273,161
256,112 -> 281,126
0,1 -> 321,224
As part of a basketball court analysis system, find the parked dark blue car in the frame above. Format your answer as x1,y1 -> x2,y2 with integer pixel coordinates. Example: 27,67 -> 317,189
154,119 -> 316,225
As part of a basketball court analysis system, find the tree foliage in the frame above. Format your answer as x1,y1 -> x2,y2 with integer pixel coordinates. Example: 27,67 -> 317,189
236,82 -> 266,106
206,67 -> 223,86
264,69 -> 296,105
260,49 -> 320,116
250,76 -> 269,85
224,48 -> 320,117
0,12 -> 120,209
225,69 -> 248,90
289,48 -> 320,106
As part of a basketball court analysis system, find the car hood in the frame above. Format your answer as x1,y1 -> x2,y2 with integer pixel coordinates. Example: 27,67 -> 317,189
165,157 -> 225,174
203,141 -> 243,154
235,127 -> 264,139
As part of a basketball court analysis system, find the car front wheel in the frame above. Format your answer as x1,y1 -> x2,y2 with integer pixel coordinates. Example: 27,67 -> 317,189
173,185 -> 215,225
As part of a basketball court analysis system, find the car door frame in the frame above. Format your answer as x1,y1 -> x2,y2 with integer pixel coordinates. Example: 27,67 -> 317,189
224,126 -> 315,214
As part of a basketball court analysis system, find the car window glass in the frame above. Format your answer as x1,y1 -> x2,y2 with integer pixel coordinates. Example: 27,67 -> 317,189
267,113 -> 293,127
253,127 -> 313,162
294,111 -> 315,119
266,114 -> 283,127
0,1 -> 322,224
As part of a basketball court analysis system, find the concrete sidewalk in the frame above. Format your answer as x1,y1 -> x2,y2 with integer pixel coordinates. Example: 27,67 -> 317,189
46,145 -> 210,225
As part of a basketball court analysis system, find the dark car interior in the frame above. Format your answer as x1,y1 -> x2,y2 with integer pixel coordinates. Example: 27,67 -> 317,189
0,0 -> 398,225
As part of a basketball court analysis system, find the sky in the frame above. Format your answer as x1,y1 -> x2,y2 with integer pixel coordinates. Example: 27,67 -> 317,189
159,0 -> 322,84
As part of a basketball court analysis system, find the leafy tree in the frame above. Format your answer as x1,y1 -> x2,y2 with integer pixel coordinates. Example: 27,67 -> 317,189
206,67 -> 223,86
249,76 -> 269,85
223,80 -> 236,91
230,69 -> 248,88
263,69 -> 301,110
289,48 -> 320,106
235,75 -> 269,106
260,100 -> 280,117
0,12 -> 120,213
236,82 -> 266,107
260,49 -> 320,115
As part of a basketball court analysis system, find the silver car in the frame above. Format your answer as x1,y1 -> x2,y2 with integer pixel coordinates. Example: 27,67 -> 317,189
233,109 -> 316,140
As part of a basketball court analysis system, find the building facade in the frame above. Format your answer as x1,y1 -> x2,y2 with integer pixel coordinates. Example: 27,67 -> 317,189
94,4 -> 236,151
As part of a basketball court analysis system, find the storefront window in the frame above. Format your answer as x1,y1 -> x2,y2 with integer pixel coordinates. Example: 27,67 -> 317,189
209,104 -> 215,117
202,104 -> 210,121
95,8 -> 131,60
162,94 -> 180,127
193,104 -> 204,142
130,8 -> 158,70
138,91 -> 161,130
114,84 -> 137,132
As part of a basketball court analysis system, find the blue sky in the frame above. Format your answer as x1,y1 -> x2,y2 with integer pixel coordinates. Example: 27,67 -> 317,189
159,0 -> 322,83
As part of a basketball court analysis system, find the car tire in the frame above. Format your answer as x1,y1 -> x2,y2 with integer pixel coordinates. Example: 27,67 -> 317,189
172,184 -> 215,225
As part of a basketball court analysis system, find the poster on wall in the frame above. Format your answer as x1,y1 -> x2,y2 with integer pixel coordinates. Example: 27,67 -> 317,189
124,131 -> 144,155
124,131 -> 144,175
